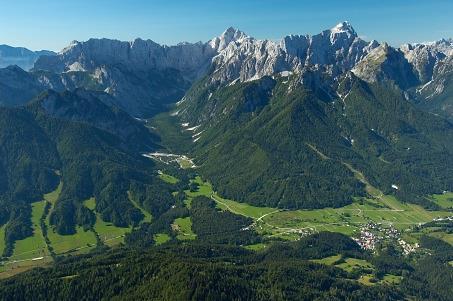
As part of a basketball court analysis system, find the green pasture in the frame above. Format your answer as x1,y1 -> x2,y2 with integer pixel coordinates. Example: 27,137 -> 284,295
173,217 -> 196,240
154,233 -> 171,245
10,201 -> 48,261
158,172 -> 179,184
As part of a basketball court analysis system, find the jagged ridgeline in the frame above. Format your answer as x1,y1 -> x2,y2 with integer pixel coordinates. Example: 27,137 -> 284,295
1,23 -> 452,120
0,89 -> 175,256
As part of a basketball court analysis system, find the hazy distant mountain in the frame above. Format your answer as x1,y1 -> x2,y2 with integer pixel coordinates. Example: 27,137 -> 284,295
33,88 -> 158,151
32,38 -> 218,116
0,44 -> 55,70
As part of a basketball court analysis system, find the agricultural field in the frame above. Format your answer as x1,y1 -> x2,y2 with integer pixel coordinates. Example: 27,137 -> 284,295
10,201 -> 49,261
0,183 -> 65,278
428,232 -> 453,245
244,243 -> 267,251
172,217 -> 196,240
43,186 -> 97,255
158,171 -> 179,184
186,176 -> 453,245
187,176 -> 276,218
310,254 -> 402,286
153,233 -> 171,245
0,225 -> 5,256
84,197 -> 96,210
127,193 -> 153,223
311,256 -> 373,273
1,183 -> 135,279
357,274 -> 375,286
183,176 -> 216,208
93,216 -> 130,247
84,197 -> 131,246
262,195 -> 451,236
44,181 -> 63,204
335,258 -> 373,273
311,254 -> 342,265
430,192 -> 453,209
0,257 -> 52,280
46,226 -> 97,255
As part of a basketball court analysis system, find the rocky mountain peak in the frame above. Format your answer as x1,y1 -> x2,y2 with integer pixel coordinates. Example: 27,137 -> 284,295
330,21 -> 356,35
327,21 -> 358,45
209,27 -> 250,52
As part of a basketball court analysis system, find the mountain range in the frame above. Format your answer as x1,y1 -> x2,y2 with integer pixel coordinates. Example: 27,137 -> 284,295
0,45 -> 55,71
0,88 -> 182,256
0,22 -> 451,120
0,23 -> 452,293
171,23 -> 453,208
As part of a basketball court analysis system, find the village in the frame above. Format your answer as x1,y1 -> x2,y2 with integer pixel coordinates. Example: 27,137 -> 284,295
352,222 -> 419,255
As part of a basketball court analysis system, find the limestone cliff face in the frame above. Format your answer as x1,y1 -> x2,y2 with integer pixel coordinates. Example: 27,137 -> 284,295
1,23 -> 452,119
34,38 -> 216,80
209,22 -> 379,84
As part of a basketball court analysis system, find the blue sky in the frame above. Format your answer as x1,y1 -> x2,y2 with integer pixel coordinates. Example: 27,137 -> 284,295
1,0 -> 452,51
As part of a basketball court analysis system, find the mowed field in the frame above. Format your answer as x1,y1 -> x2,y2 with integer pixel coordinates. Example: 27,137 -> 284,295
172,217 -> 196,240
84,197 -> 131,246
158,172 -> 179,184
45,186 -> 97,255
46,226 -> 97,255
430,192 -> 453,209
2,168 -> 452,278
187,176 -> 452,242
0,225 -> 6,256
189,176 -> 276,218
310,254 -> 402,286
153,233 -> 171,245
263,194 -> 451,236
10,201 -> 49,261
1,182 -> 135,277
127,193 -> 153,223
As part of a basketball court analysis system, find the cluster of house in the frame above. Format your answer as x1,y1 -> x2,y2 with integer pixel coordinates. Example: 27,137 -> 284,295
398,239 -> 419,255
353,223 -> 380,250
353,222 -> 422,255
432,216 -> 453,222
382,225 -> 399,239
296,228 -> 316,238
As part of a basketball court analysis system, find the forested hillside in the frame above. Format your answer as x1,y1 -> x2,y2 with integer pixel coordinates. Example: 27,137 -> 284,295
178,73 -> 453,209
0,233 -> 399,301
0,19 -> 452,301
1,232 -> 452,301
0,90 -> 176,257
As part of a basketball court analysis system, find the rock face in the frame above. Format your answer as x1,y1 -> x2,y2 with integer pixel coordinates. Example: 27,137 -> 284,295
0,44 -> 55,70
209,22 -> 379,84
0,22 -> 452,118
351,43 -> 420,89
32,22 -> 381,110
401,39 -> 453,83
34,38 -> 216,80
32,39 -> 220,116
